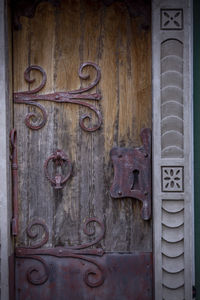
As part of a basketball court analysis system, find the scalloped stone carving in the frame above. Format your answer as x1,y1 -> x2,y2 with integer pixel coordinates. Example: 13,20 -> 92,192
161,39 -> 184,158
162,224 -> 184,243
153,2 -> 192,299
163,286 -> 185,300
162,255 -> 184,273
162,209 -> 184,228
162,240 -> 184,258
161,199 -> 185,298
163,270 -> 184,289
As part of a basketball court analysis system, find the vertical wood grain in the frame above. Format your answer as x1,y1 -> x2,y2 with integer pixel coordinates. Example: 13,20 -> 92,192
13,0 -> 152,251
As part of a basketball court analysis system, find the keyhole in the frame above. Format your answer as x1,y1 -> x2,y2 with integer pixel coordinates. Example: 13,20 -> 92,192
131,169 -> 139,190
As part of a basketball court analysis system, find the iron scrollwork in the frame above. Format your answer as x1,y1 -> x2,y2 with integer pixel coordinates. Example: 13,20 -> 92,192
14,62 -> 102,132
16,218 -> 105,288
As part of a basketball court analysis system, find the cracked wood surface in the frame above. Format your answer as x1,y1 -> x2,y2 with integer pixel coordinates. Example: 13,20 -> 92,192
13,0 -> 152,251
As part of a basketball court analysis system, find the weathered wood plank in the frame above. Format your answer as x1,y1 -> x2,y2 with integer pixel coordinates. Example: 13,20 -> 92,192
13,0 -> 152,251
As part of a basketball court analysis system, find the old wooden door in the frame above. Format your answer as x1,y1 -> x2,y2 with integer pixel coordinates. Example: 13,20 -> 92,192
12,1 -> 152,299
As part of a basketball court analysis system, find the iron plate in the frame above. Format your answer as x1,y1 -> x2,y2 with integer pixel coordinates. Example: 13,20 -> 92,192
15,252 -> 152,300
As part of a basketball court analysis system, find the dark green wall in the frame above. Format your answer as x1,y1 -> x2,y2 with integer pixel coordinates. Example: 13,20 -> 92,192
194,0 -> 200,297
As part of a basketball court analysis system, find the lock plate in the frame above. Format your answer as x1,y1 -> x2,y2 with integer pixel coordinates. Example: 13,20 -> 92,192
110,128 -> 151,220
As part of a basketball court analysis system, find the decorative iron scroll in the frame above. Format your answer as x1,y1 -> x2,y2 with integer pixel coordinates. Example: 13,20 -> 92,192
15,218 -> 105,287
110,128 -> 151,220
14,62 -> 102,132
44,149 -> 72,189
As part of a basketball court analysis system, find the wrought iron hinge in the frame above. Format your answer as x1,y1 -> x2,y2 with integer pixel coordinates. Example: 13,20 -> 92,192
193,285 -> 196,298
14,63 -> 102,132
10,129 -> 18,236
15,218 -> 105,287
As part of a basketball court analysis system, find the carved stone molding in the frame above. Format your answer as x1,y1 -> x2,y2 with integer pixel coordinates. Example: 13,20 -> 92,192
162,199 -> 185,298
161,39 -> 184,158
152,1 -> 193,299
161,9 -> 183,30
161,166 -> 184,192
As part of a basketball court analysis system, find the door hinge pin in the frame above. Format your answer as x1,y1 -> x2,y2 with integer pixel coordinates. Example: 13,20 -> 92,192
10,129 -> 19,236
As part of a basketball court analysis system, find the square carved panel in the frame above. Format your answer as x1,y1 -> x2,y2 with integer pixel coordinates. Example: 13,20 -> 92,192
161,166 -> 184,192
161,9 -> 183,30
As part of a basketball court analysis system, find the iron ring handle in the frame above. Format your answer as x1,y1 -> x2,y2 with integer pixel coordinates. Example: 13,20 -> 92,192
44,150 -> 72,189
